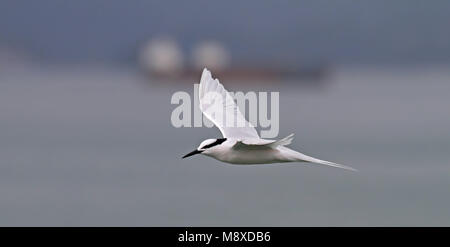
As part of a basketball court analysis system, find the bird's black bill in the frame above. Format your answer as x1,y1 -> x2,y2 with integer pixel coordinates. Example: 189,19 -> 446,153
182,149 -> 202,158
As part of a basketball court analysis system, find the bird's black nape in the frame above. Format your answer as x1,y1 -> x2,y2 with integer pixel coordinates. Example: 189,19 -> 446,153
183,138 -> 226,159
200,138 -> 227,149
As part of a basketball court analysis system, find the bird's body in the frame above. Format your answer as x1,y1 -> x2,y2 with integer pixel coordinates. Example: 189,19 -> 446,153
201,139 -> 286,164
182,68 -> 356,171
202,139 -> 304,164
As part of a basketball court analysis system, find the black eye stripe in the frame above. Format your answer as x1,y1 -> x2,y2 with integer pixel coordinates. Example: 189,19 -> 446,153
201,138 -> 227,149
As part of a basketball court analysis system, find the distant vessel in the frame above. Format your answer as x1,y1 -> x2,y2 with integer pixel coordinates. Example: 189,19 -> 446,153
138,38 -> 329,85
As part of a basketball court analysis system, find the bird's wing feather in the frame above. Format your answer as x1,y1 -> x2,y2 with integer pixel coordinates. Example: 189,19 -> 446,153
199,68 -> 259,138
232,134 -> 295,150
232,139 -> 275,150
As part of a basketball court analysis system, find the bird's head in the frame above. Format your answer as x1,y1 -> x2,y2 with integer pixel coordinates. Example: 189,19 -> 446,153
182,138 -> 227,158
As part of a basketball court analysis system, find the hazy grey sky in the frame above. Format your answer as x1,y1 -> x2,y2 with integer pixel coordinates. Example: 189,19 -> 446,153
1,66 -> 450,226
1,0 -> 450,64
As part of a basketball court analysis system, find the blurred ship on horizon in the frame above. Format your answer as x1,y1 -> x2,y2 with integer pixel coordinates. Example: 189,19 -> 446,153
137,38 -> 330,85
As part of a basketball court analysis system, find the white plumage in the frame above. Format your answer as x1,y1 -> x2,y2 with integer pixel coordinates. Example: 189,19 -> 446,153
183,68 -> 356,171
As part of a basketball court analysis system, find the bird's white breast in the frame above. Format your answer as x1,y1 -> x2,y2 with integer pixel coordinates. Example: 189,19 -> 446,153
204,140 -> 296,164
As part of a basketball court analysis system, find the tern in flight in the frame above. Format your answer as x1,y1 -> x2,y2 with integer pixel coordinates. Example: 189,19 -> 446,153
182,68 -> 356,171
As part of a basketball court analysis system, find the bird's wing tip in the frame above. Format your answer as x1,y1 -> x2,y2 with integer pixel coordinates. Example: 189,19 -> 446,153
200,68 -> 213,82
202,67 -> 210,76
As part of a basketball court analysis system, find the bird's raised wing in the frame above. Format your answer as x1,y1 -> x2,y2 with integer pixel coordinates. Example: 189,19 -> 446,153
199,68 -> 259,139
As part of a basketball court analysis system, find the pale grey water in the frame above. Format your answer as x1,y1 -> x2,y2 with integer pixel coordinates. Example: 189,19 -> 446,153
0,65 -> 449,226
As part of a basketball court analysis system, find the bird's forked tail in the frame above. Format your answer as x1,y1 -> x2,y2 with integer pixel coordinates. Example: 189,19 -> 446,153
292,150 -> 357,171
